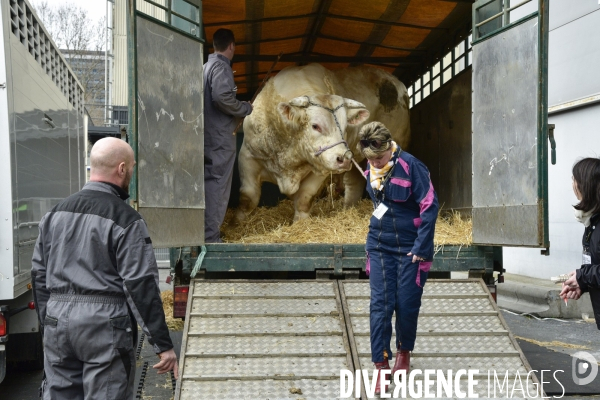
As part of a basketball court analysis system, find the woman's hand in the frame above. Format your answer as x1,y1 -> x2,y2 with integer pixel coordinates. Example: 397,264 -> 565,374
407,252 -> 424,263
563,271 -> 579,289
559,271 -> 581,300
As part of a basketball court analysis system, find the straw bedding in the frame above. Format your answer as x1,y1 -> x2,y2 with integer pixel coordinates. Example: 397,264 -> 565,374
221,198 -> 472,248
160,290 -> 185,331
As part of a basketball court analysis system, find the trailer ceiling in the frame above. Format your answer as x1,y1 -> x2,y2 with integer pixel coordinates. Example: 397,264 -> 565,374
202,0 -> 473,95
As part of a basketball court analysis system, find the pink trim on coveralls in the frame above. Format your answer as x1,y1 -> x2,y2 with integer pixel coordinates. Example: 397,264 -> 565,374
419,181 -> 435,214
413,218 -> 422,228
416,261 -> 432,287
397,157 -> 409,175
390,177 -> 411,187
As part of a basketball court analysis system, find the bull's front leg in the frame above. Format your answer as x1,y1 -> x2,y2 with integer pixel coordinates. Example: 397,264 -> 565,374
235,144 -> 263,224
343,162 -> 367,207
291,172 -> 327,221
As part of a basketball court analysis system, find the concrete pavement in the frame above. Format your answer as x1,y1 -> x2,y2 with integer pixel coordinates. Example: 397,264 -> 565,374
498,272 -> 595,319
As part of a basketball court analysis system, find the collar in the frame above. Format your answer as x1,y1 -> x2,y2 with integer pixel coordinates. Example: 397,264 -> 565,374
83,181 -> 130,200
209,52 -> 232,67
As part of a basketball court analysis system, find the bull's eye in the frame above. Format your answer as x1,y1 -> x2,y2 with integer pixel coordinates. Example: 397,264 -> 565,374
312,124 -> 321,132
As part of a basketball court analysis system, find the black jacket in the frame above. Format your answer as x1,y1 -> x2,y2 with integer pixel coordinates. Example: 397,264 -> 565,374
575,214 -> 600,329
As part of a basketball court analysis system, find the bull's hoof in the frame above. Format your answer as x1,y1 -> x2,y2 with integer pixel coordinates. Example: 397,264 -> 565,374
232,210 -> 247,226
293,211 -> 310,222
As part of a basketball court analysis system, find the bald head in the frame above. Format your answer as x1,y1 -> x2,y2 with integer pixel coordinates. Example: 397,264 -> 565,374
90,137 -> 135,191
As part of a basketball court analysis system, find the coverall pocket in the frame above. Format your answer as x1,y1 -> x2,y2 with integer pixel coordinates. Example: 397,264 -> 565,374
416,261 -> 432,288
110,316 -> 133,349
388,178 -> 411,202
109,316 -> 135,400
43,316 -> 60,364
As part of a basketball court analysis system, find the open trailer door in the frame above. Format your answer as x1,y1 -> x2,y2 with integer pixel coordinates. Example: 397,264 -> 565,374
471,0 -> 550,248
127,0 -> 204,247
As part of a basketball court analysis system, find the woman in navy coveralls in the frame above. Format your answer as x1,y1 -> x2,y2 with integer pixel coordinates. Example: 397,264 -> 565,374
359,122 -> 439,395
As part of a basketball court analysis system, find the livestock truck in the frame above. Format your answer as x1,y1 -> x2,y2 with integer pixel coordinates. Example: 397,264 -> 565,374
0,0 -> 85,382
123,0 -> 551,397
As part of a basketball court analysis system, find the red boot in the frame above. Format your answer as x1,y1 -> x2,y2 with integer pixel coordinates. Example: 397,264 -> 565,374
374,360 -> 391,395
392,349 -> 410,376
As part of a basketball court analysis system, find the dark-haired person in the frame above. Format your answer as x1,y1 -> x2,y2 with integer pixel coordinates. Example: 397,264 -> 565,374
560,157 -> 600,329
203,28 -> 253,242
359,121 -> 439,395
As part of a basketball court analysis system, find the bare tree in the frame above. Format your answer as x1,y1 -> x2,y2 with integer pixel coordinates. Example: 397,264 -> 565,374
32,1 -> 107,125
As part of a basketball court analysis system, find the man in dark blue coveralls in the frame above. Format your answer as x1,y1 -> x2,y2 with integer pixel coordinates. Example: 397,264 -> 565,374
360,121 -> 439,395
203,28 -> 253,242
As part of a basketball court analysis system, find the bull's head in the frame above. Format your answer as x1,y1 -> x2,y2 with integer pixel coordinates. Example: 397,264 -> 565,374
277,94 -> 369,174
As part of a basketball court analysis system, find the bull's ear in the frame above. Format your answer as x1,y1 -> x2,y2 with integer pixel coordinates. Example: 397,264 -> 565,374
343,98 -> 366,109
347,108 -> 370,126
288,96 -> 310,108
277,102 -> 305,126
344,98 -> 370,125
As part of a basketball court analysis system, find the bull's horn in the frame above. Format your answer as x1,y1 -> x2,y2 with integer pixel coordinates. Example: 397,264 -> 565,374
289,96 -> 310,108
343,98 -> 366,109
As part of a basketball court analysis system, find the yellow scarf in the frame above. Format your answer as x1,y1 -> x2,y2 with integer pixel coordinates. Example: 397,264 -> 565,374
369,141 -> 398,191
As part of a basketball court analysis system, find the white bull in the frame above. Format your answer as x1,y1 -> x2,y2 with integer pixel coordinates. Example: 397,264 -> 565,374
236,63 -> 410,222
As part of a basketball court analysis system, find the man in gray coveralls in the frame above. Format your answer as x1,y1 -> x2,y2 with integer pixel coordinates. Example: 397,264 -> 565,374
204,28 -> 253,242
32,138 -> 178,399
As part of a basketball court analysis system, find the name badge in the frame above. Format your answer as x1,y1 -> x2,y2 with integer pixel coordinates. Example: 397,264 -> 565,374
583,252 -> 591,265
373,203 -> 388,219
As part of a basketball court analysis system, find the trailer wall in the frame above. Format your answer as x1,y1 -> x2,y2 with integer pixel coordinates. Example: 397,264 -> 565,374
408,69 -> 473,214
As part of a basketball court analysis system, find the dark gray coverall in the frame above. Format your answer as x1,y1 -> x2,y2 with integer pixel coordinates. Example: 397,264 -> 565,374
203,52 -> 252,242
31,182 -> 173,400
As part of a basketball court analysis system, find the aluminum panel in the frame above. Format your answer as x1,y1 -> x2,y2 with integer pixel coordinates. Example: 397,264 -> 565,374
344,281 -> 484,297
346,297 -> 495,315
138,207 -> 204,248
177,280 -> 354,400
185,336 -> 346,356
472,205 -> 542,246
472,16 -> 544,246
193,281 -> 335,297
355,335 -> 517,356
180,379 -> 342,399
135,16 -> 204,245
340,280 -> 541,398
190,298 -> 339,316
188,316 -> 342,335
182,356 -> 348,379
350,315 -> 506,335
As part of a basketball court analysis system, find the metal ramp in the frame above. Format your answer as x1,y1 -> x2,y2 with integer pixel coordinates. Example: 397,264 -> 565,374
341,280 -> 540,398
176,280 -> 541,399
175,281 -> 354,399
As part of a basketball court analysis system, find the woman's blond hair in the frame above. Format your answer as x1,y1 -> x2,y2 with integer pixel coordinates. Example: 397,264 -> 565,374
359,121 -> 394,159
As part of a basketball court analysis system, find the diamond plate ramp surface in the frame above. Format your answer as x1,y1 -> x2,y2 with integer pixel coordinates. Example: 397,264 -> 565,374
175,280 -> 354,400
340,279 -> 543,399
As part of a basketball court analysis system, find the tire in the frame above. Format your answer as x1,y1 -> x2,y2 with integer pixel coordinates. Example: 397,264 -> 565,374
6,331 -> 44,371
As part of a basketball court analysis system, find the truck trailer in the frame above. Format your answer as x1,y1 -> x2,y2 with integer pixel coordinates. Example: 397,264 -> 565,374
121,0 -> 552,397
0,0 -> 85,382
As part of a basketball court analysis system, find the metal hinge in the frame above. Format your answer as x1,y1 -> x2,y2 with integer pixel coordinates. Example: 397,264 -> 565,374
548,124 -> 556,165
333,245 -> 343,275
0,83 -> 6,89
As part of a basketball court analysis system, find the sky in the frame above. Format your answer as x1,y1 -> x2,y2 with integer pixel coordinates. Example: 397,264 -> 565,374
30,0 -> 108,24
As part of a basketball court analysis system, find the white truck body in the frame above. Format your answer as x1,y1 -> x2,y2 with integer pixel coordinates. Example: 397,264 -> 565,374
0,0 -> 85,382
